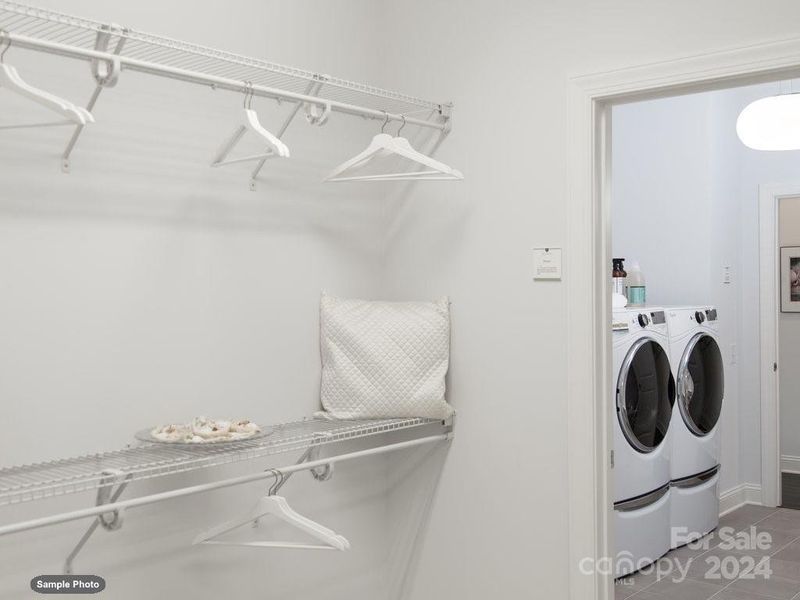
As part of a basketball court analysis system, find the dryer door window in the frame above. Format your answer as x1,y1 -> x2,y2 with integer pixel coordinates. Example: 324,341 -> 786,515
677,334 -> 724,436
617,339 -> 676,453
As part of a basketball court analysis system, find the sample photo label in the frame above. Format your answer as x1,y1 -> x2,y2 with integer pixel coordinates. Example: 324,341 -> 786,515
31,575 -> 105,594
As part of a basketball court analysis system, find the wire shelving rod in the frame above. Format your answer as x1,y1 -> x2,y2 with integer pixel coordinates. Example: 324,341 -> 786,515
0,1 -> 451,131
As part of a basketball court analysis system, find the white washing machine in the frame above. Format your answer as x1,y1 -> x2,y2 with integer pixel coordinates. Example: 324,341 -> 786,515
612,307 -> 675,577
665,306 -> 724,547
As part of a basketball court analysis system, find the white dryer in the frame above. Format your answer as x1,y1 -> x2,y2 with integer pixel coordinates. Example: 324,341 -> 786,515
665,306 -> 724,547
612,307 -> 675,577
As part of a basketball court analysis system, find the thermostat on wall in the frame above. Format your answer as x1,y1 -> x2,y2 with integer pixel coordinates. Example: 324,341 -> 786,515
533,247 -> 562,280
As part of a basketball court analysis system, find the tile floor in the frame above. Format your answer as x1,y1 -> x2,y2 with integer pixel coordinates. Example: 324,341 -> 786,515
616,505 -> 800,599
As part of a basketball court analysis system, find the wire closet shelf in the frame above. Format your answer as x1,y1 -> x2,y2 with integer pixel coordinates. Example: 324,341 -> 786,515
0,417 -> 438,506
0,1 -> 450,129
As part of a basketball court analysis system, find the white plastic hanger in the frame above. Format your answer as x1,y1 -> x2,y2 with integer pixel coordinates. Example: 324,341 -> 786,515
325,115 -> 463,182
0,35 -> 93,129
193,472 -> 349,550
211,81 -> 290,168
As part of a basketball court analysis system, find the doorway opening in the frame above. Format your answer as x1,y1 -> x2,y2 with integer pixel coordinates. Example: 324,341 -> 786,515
566,38 -> 800,600
759,184 -> 800,512
607,77 -> 800,597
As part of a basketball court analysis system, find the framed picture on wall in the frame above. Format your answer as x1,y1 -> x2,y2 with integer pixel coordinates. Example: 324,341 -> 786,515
781,246 -> 800,312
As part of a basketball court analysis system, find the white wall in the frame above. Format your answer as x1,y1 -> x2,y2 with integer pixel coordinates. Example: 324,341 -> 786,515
779,198 -> 800,460
7,1 -> 800,599
0,1 -> 397,599
611,94 -> 715,306
373,2 -> 800,599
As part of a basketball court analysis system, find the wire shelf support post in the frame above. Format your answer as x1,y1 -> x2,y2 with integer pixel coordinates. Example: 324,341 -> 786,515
63,469 -> 132,575
61,23 -> 126,173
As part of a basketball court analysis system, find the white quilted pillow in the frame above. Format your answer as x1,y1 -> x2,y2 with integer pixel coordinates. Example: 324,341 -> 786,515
320,293 -> 454,420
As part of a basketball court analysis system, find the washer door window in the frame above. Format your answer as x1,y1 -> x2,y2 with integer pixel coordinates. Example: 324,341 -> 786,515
617,339 -> 675,453
677,334 -> 724,436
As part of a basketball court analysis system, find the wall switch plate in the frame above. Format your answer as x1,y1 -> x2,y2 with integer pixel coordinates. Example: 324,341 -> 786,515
533,247 -> 562,280
730,343 -> 737,365
723,266 -> 732,284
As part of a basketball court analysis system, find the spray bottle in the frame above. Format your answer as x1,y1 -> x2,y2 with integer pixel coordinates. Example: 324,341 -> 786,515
626,261 -> 646,307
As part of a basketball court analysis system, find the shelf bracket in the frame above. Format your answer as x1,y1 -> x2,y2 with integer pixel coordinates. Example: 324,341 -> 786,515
307,432 -> 334,481
265,432 -> 335,496
61,24 -> 128,174
439,102 -> 453,134
443,414 -> 456,441
249,75 -> 328,191
63,469 -> 131,575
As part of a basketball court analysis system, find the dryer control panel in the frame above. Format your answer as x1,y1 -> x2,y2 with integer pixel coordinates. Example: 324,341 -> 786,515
665,306 -> 720,337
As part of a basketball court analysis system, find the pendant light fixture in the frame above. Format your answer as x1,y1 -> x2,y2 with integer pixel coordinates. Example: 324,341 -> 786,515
737,92 -> 800,151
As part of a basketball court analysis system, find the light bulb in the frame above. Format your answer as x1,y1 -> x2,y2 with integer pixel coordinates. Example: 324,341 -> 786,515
737,94 -> 800,151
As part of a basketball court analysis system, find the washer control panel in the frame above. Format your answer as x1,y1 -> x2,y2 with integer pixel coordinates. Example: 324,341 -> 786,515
613,309 -> 668,334
635,310 -> 666,329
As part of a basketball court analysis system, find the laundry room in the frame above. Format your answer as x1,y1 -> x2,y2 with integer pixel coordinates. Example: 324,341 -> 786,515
611,80 -> 800,596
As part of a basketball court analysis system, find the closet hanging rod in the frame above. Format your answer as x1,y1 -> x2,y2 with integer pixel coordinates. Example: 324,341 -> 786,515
2,31 -> 449,132
0,433 -> 449,538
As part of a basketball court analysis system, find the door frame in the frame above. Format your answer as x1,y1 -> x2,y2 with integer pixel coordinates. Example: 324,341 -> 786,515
758,183 -> 800,507
566,40 -> 800,600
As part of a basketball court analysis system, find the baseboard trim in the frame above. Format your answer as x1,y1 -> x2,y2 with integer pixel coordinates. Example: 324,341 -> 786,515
781,455 -> 800,474
720,483 -> 763,516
